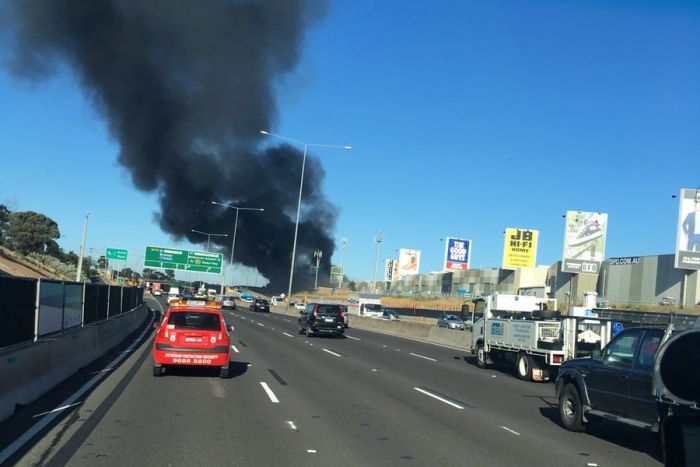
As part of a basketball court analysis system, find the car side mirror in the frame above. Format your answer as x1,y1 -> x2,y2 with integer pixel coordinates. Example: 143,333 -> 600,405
592,349 -> 602,360
227,325 -> 235,332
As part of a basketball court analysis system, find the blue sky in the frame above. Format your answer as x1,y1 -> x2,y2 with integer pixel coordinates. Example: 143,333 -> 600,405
1,0 -> 698,285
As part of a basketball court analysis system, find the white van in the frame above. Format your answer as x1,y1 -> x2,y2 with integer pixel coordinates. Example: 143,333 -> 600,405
167,286 -> 180,304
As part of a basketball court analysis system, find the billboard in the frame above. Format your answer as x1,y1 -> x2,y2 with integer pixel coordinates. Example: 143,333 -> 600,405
561,211 -> 608,274
383,259 -> 395,281
398,249 -> 421,276
675,188 -> 700,270
443,237 -> 471,271
502,228 -> 539,269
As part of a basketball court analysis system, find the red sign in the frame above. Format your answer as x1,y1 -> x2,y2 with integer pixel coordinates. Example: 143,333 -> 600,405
446,261 -> 468,271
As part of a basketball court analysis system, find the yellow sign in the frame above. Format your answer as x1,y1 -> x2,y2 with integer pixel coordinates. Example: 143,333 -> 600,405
502,228 -> 539,269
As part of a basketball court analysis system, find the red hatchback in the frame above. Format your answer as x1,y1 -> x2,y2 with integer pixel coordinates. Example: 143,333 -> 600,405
152,300 -> 233,378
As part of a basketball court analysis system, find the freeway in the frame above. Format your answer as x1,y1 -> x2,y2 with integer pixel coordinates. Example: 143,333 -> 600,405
0,296 -> 662,466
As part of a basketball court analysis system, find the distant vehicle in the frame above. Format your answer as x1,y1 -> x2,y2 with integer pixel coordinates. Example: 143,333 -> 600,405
271,296 -> 284,306
250,298 -> 269,312
290,301 -> 305,310
348,293 -> 382,318
222,296 -> 237,309
153,289 -> 162,297
240,292 -> 253,303
152,299 -> 234,378
556,326 -> 670,433
437,314 -> 465,330
382,310 -> 400,321
298,303 -> 344,338
181,292 -> 194,300
167,287 -> 180,304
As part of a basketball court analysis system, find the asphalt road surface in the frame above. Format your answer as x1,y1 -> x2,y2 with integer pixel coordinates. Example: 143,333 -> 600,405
0,296 -> 663,466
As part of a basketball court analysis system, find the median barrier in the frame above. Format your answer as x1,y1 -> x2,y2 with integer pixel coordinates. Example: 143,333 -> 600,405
0,306 -> 148,423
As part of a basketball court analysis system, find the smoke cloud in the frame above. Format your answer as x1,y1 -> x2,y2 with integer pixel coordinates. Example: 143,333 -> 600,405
2,0 -> 336,292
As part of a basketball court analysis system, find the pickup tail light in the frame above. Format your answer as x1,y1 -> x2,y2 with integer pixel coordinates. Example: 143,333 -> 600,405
552,355 -> 563,364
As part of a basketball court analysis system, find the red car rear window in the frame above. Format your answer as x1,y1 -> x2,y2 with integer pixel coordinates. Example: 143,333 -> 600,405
167,311 -> 221,331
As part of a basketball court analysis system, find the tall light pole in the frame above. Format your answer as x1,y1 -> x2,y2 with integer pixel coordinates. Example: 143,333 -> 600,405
191,229 -> 228,252
211,201 -> 264,294
372,235 -> 384,293
338,237 -> 348,288
260,130 -> 351,308
313,249 -> 323,289
75,212 -> 89,282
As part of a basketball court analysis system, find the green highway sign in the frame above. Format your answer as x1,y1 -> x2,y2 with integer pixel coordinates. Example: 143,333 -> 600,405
144,246 -> 223,274
330,266 -> 343,276
117,277 -> 125,284
106,248 -> 128,261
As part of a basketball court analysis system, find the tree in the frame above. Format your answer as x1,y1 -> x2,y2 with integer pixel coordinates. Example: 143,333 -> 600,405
348,281 -> 357,291
97,256 -> 109,269
0,204 -> 10,244
164,269 -> 175,280
5,211 -> 60,255
120,267 -> 134,279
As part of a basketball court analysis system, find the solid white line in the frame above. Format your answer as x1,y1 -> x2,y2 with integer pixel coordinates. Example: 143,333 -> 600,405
322,349 -> 341,357
283,332 -> 294,338
501,426 -> 520,436
586,464 -> 598,467
231,345 -> 240,353
32,402 -> 83,418
0,301 -> 157,465
345,335 -> 361,341
413,387 -> 464,410
410,352 -> 437,362
257,322 -> 265,327
260,382 -> 280,403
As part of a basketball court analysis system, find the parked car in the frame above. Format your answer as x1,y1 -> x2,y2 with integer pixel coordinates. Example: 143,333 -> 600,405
298,303 -> 345,337
437,314 -> 465,330
152,300 -> 234,378
250,298 -> 270,312
556,326 -> 666,432
222,296 -> 237,309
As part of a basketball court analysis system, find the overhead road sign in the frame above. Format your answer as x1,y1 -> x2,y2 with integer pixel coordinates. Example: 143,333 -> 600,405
106,248 -> 128,261
144,246 -> 223,274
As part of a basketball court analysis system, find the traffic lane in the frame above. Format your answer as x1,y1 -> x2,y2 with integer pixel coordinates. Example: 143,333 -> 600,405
11,298 -> 295,466
236,309 -> 662,466
0,303 -> 158,465
226,309 -> 539,466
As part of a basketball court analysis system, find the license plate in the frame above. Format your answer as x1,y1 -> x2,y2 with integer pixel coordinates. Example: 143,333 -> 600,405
184,337 -> 202,343
324,318 -> 334,323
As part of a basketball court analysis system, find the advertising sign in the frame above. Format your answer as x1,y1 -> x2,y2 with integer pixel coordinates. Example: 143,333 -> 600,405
443,237 -> 471,271
398,249 -> 421,276
675,188 -> 700,270
383,259 -> 395,282
609,257 -> 640,266
144,246 -> 223,274
392,259 -> 399,281
502,228 -> 539,269
561,211 -> 608,274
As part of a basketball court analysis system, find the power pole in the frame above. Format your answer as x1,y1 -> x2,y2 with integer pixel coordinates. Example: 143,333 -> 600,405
338,237 -> 348,288
372,235 -> 383,293
75,213 -> 89,282
314,249 -> 323,289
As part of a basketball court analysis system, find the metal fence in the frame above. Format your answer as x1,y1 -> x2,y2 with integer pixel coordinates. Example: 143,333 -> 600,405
0,276 -> 144,349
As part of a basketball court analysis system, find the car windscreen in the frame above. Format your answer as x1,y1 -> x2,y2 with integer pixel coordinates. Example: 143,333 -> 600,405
316,305 -> 341,317
167,311 -> 221,331
364,304 -> 382,311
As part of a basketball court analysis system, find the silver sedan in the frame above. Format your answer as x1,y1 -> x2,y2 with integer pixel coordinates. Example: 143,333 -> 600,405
437,314 -> 465,330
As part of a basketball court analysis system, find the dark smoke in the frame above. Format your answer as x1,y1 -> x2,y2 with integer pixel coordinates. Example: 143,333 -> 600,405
2,0 -> 337,292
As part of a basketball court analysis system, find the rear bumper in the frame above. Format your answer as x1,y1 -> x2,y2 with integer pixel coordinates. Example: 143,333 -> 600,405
310,325 -> 344,334
153,345 -> 230,367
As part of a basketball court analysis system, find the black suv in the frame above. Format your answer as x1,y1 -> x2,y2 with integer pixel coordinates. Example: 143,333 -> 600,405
250,298 -> 270,312
556,326 -> 665,432
298,303 -> 345,338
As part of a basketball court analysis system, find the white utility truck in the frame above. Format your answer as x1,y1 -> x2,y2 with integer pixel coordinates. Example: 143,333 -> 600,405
470,294 -> 614,382
347,293 -> 384,318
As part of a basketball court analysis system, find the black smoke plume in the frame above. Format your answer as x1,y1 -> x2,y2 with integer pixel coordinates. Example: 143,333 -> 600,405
2,0 -> 336,292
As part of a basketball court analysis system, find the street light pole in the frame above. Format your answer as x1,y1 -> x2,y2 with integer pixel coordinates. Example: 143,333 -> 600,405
372,235 -> 383,293
211,202 -> 264,294
260,130 -> 351,308
339,237 -> 348,288
75,212 -> 89,282
314,249 -> 323,289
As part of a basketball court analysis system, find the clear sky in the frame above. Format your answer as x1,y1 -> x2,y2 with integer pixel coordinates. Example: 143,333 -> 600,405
1,0 -> 698,286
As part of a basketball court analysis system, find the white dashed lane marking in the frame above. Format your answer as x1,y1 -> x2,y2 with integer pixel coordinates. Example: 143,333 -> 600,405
260,382 -> 280,403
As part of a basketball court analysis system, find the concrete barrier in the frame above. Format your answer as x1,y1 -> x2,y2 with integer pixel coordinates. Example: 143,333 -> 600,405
0,306 -> 148,423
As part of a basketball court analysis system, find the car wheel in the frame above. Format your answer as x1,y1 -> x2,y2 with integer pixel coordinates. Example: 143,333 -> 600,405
306,324 -> 313,338
220,366 -> 230,379
475,343 -> 488,369
516,353 -> 533,381
559,383 -> 585,432
153,364 -> 163,377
